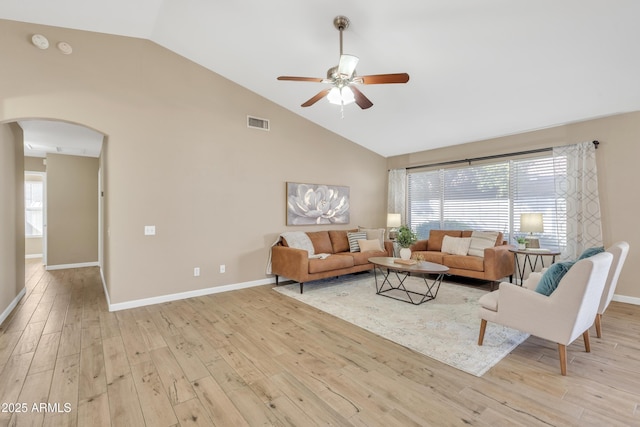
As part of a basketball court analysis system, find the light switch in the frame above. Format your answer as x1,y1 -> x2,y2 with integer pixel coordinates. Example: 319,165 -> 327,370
144,225 -> 156,236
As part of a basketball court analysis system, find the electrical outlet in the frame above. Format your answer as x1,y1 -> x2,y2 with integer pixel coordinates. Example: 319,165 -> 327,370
144,225 -> 156,236
219,264 -> 225,273
193,267 -> 200,277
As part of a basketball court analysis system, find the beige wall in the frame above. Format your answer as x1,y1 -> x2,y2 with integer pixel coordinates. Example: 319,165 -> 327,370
24,156 -> 46,172
25,237 -> 43,257
0,123 -> 25,318
0,20 -> 388,306
46,154 -> 99,266
389,112 -> 640,300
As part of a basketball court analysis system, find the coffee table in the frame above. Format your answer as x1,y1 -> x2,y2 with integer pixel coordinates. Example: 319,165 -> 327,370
368,257 -> 450,305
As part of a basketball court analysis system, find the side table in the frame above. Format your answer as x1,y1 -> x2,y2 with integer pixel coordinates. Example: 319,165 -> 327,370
509,248 -> 561,285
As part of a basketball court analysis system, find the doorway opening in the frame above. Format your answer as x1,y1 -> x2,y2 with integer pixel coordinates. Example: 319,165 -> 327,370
20,119 -> 105,271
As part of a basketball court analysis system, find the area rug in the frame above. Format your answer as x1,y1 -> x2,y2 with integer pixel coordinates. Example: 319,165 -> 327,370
273,273 -> 529,376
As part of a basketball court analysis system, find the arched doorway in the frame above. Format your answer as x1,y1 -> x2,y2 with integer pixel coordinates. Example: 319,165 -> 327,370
19,119 -> 105,270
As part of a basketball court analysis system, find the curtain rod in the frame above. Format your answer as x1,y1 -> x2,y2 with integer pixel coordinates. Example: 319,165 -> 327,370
404,140 -> 599,171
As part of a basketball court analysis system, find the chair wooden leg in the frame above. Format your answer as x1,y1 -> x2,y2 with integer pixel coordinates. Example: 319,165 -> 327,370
478,319 -> 487,345
557,344 -> 567,376
299,282 -> 304,294
594,313 -> 603,338
583,331 -> 591,353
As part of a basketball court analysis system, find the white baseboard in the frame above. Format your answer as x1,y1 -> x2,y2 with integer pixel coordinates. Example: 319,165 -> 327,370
108,277 -> 277,312
25,254 -> 43,259
0,287 -> 27,326
613,294 -> 640,306
46,261 -> 99,271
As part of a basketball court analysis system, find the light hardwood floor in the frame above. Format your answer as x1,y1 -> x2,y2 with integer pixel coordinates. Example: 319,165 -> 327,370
1,260 -> 639,426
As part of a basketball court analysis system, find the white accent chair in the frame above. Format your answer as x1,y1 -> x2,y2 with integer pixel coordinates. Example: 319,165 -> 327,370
594,242 -> 629,338
477,252 -> 613,375
524,242 -> 629,338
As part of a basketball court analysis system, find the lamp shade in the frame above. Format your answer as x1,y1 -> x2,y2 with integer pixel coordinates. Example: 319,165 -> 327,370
387,213 -> 401,228
520,213 -> 544,233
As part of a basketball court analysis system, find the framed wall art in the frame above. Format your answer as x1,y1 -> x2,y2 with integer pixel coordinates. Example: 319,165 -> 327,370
286,182 -> 350,226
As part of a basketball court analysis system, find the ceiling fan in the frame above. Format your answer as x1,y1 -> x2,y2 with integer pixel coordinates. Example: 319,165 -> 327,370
277,16 -> 410,111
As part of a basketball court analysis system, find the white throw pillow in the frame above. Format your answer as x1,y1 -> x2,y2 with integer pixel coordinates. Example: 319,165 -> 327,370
359,227 -> 386,249
468,231 -> 500,257
441,235 -> 472,256
357,239 -> 384,252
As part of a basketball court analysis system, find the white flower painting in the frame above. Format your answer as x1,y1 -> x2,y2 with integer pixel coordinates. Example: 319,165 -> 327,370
286,182 -> 350,225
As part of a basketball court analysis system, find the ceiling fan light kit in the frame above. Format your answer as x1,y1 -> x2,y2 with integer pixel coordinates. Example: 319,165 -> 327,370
327,86 -> 355,106
277,15 -> 409,115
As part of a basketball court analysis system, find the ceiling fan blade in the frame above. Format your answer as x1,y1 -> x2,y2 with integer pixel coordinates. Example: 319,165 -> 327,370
277,76 -> 324,82
301,89 -> 332,107
338,54 -> 359,78
350,86 -> 373,109
359,73 -> 410,84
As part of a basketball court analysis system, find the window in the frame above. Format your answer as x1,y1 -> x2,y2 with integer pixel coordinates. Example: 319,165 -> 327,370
25,179 -> 44,237
511,156 -> 565,249
407,154 -> 565,249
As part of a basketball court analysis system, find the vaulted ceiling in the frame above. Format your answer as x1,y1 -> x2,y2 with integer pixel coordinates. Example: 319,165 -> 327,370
3,1 -> 640,157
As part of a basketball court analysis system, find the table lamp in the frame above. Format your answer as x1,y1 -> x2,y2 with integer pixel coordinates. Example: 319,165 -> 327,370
520,213 -> 543,248
387,213 -> 401,240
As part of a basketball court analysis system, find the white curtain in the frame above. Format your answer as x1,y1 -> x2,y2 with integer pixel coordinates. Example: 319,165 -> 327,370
553,141 -> 603,260
387,168 -> 406,223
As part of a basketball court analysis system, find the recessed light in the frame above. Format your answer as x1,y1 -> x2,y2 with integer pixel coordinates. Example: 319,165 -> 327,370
31,34 -> 49,50
57,41 -> 73,55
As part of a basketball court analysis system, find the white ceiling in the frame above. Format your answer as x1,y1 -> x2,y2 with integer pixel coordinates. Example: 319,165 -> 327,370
19,120 -> 103,158
4,1 -> 640,157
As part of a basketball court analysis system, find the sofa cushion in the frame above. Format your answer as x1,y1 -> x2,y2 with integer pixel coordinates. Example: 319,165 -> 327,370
337,250 -> 386,266
413,251 -> 444,264
307,231 -> 334,254
428,230 -> 463,252
328,230 -> 353,253
441,235 -> 472,255
358,239 -> 383,252
468,231 -> 501,257
308,254 -> 354,274
478,289 -> 499,312
443,255 -> 485,272
347,231 -> 368,252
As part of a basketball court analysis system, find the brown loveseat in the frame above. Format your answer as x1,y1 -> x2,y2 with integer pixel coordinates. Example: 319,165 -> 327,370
271,229 -> 393,293
410,230 -> 515,284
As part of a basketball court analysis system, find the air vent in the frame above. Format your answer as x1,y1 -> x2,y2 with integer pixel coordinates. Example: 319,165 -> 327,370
247,116 -> 270,131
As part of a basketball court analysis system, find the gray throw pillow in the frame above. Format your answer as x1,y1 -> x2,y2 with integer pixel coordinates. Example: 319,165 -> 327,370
347,231 -> 367,252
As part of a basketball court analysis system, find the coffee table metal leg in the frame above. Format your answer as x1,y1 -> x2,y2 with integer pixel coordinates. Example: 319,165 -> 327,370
373,266 -> 444,305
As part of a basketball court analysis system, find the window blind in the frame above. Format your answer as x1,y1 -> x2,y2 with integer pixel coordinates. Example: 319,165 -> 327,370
407,154 -> 566,249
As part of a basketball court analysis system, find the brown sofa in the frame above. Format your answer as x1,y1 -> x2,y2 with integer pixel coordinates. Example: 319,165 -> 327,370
271,229 -> 393,293
409,230 -> 515,284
